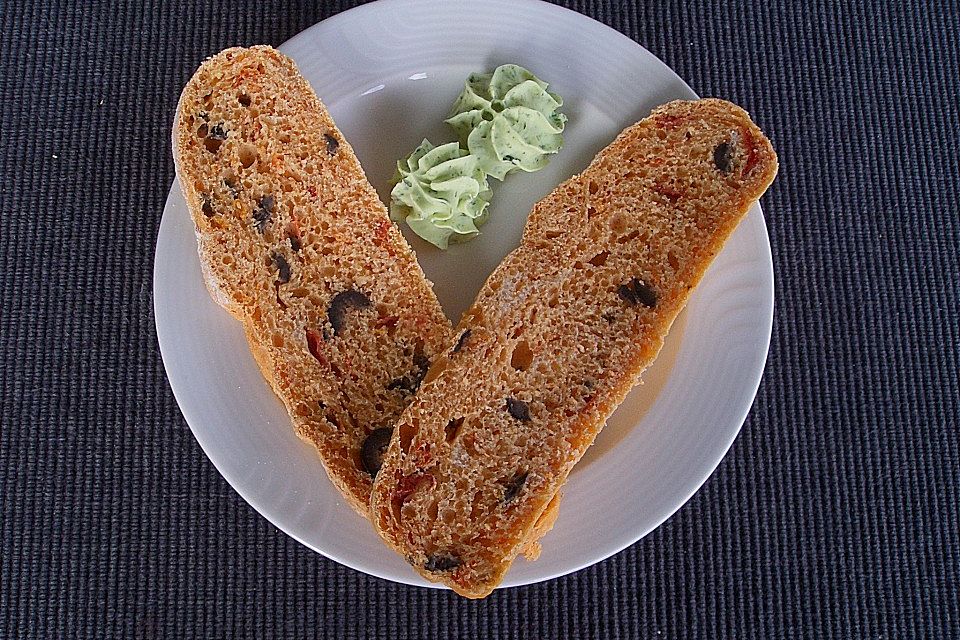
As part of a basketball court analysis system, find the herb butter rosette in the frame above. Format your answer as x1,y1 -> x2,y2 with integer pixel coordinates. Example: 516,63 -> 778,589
389,139 -> 492,250
445,64 -> 567,180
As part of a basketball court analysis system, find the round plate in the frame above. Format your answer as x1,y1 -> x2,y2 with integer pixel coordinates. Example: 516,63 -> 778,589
155,0 -> 773,590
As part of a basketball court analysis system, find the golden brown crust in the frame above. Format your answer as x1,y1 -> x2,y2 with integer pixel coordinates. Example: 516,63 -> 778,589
370,98 -> 778,597
173,46 -> 453,516
518,492 -> 561,561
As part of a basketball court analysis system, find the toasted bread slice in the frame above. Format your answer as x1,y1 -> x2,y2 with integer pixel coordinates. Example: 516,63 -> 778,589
370,98 -> 778,597
173,46 -> 453,516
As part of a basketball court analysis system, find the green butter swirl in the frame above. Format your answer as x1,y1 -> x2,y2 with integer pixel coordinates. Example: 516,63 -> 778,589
445,64 -> 566,180
389,139 -> 492,250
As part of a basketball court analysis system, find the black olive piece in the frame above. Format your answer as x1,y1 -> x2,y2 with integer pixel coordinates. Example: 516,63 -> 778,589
201,194 -> 215,217
387,353 -> 431,394
617,278 -> 657,308
452,329 -> 471,354
506,398 -> 531,421
502,472 -> 528,503
386,378 -> 407,392
208,123 -> 227,140
272,252 -> 291,284
327,289 -> 372,336
412,353 -> 430,382
360,427 -> 393,477
602,312 -> 616,323
253,195 -> 275,233
324,133 -> 339,156
288,234 -> 302,252
424,553 -> 462,573
713,142 -> 733,174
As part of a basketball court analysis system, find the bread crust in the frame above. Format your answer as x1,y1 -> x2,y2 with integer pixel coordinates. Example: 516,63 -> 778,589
371,98 -> 778,597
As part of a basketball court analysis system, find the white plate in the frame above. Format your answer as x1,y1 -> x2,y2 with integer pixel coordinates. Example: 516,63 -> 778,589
155,0 -> 773,590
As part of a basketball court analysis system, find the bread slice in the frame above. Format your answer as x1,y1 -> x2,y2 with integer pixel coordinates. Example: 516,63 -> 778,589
172,46 -> 453,516
370,98 -> 778,597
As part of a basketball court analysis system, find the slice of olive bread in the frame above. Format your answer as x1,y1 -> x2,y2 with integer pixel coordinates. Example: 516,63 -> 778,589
370,98 -> 778,597
173,46 -> 453,516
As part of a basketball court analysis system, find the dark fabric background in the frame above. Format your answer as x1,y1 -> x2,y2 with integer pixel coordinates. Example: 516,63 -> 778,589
2,1 -> 957,637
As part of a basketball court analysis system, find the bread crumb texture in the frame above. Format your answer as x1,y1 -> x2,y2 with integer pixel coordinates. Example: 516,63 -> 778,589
173,46 -> 453,516
370,98 -> 778,597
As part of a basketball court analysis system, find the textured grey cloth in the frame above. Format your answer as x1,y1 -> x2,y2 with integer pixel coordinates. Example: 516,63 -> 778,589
1,1 -> 957,637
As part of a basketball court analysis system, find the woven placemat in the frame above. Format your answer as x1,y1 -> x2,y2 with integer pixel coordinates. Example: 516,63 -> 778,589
1,1 -> 957,637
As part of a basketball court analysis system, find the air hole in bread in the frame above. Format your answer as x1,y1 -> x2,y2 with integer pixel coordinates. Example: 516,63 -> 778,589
462,433 -> 480,457
351,447 -> 366,475
510,341 -> 534,371
445,417 -> 464,443
197,124 -> 209,138
399,502 -> 416,522
470,490 -> 485,519
427,498 -> 439,522
588,251 -> 609,267
238,143 -> 257,168
203,137 -> 222,154
238,93 -> 251,107
398,420 -> 417,453
272,333 -> 284,348
588,180 -> 599,195
667,250 -> 680,271
545,229 -> 562,239
295,403 -> 312,418
587,206 -> 597,219
617,229 -> 642,244
609,213 -> 628,234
